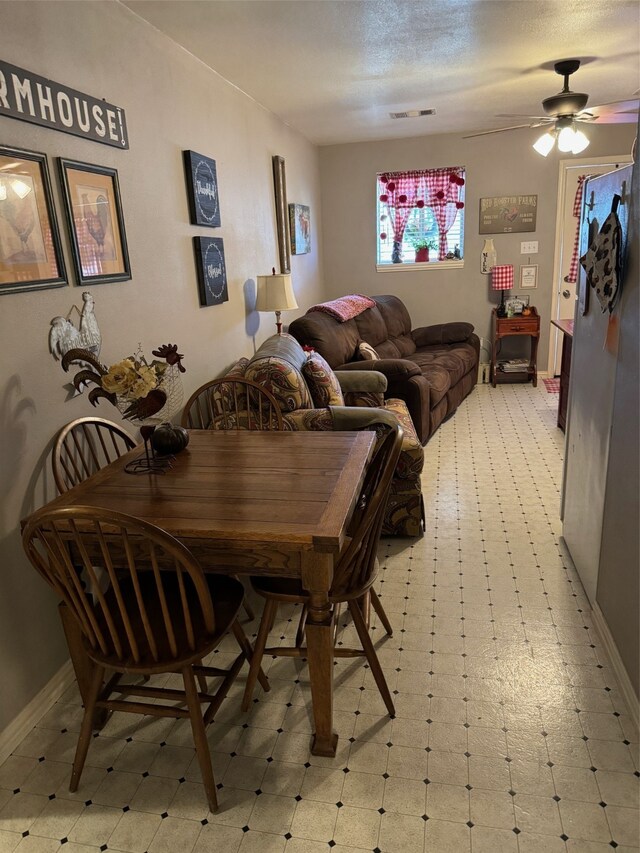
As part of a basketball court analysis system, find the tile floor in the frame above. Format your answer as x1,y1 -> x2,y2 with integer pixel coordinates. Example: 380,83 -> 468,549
1,383 -> 638,853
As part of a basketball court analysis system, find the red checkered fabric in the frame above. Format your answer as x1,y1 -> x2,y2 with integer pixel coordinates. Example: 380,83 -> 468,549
567,175 -> 587,284
491,265 -> 514,291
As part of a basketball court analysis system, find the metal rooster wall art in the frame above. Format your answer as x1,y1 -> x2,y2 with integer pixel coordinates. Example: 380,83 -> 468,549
49,291 -> 102,362
49,291 -> 102,394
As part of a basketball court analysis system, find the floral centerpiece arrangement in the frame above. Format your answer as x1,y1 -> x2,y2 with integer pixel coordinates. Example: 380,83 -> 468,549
61,343 -> 186,422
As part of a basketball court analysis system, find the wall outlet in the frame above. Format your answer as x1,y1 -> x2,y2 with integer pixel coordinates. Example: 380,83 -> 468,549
521,241 -> 538,254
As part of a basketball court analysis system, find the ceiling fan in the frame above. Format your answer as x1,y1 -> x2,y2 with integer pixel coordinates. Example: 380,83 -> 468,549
465,59 -> 639,156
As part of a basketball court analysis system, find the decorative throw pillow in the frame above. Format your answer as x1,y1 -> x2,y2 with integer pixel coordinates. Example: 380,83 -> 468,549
358,341 -> 380,361
302,352 -> 344,408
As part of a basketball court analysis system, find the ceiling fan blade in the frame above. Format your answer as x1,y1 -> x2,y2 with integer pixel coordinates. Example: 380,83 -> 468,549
463,124 -> 538,139
582,99 -> 639,124
496,113 -> 549,120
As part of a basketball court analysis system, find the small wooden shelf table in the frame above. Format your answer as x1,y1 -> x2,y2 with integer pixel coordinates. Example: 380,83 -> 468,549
491,306 -> 540,388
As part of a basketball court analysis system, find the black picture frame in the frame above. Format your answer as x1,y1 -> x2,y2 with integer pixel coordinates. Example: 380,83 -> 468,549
193,236 -> 228,306
183,150 -> 221,227
0,145 -> 67,296
58,158 -> 131,286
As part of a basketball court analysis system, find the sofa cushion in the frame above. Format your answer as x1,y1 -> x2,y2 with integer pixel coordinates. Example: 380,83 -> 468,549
227,356 -> 249,377
358,342 -> 379,361
245,357 -> 313,412
302,352 -> 344,407
354,305 -> 388,348
373,296 -> 417,358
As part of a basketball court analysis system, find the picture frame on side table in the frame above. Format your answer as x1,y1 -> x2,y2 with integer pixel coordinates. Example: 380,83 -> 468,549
193,236 -> 228,307
183,150 -> 221,227
0,145 -> 67,296
272,155 -> 290,274
58,159 -> 131,286
520,263 -> 538,289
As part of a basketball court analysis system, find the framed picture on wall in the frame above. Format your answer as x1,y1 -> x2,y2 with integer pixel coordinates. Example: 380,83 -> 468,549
58,158 -> 131,286
0,145 -> 67,296
193,236 -> 228,306
183,150 -> 221,227
272,155 -> 290,274
520,263 -> 538,289
289,203 -> 311,254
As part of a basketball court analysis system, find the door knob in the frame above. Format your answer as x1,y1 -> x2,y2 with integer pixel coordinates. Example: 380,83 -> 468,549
562,289 -> 571,298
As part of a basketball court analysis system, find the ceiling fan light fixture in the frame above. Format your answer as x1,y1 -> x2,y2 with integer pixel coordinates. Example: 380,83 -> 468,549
571,128 -> 590,154
533,131 -> 556,156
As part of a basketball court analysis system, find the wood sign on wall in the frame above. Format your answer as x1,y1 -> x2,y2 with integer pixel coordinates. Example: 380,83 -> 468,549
479,195 -> 537,234
0,60 -> 129,148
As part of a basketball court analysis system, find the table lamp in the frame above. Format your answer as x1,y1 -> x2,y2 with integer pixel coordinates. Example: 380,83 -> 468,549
256,268 -> 298,334
491,264 -> 513,318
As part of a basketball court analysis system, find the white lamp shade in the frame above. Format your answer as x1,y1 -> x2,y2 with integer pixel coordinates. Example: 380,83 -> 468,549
533,131 -> 555,157
571,129 -> 590,154
256,273 -> 298,311
557,125 -> 577,153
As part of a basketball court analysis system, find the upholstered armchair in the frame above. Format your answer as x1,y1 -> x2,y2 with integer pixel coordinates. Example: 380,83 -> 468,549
216,334 -> 424,537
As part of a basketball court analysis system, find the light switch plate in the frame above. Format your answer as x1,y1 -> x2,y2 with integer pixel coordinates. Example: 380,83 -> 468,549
521,241 -> 538,254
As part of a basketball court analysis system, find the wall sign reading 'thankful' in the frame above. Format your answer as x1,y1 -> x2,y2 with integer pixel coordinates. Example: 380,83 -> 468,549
0,60 -> 129,149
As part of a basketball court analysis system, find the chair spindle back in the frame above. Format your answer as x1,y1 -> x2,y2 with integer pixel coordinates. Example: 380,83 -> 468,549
181,378 -> 284,431
53,418 -> 136,494
331,423 -> 403,597
22,507 -> 216,668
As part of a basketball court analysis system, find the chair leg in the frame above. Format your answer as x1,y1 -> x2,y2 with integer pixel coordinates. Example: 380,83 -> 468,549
295,603 -> 308,648
241,598 -> 277,712
231,619 -> 270,694
70,663 -> 105,792
348,600 -> 395,717
370,588 -> 393,637
197,662 -> 208,694
243,600 -> 256,621
182,665 -> 218,813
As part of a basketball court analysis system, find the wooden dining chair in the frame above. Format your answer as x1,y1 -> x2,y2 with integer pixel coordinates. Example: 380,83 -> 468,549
240,421 -> 403,714
181,377 -> 284,431
22,506 -> 269,813
52,417 -> 136,494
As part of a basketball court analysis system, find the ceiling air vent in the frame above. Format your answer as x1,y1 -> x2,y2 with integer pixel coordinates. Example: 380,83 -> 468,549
389,109 -> 436,120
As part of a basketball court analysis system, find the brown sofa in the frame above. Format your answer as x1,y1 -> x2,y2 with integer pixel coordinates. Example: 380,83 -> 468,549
289,295 -> 480,445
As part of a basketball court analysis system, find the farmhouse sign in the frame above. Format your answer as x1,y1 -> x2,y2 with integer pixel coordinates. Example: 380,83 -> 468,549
0,60 -> 129,149
479,195 -> 537,234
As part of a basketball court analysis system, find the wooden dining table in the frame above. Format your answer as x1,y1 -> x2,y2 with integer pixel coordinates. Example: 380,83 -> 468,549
22,429 -> 375,758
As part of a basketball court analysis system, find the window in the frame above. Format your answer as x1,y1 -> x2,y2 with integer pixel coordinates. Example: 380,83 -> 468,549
377,168 -> 465,268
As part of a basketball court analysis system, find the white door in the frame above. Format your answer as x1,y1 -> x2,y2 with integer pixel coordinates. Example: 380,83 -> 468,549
548,156 -> 631,377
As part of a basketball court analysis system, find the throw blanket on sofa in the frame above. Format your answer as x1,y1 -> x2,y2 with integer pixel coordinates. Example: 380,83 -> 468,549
308,294 -> 376,322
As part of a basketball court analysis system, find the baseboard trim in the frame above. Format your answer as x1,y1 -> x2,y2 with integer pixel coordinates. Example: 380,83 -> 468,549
592,603 -> 640,730
0,660 -> 75,766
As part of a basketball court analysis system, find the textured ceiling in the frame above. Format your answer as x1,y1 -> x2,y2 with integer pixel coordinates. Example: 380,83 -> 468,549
123,0 -> 640,145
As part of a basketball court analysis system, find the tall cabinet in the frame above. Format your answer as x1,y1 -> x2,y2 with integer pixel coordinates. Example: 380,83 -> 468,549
562,160 -> 638,705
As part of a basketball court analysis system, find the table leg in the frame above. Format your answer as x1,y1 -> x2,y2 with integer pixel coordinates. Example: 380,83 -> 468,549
59,602 -> 109,729
301,551 -> 338,757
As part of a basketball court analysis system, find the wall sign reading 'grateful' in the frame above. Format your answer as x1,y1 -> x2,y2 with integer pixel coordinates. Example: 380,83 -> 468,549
0,60 -> 129,149
183,150 -> 221,227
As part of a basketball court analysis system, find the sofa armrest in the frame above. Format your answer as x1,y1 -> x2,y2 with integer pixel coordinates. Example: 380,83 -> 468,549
334,369 -> 387,394
329,406 -> 400,432
282,408 -> 333,431
411,322 -> 475,347
337,359 -> 421,380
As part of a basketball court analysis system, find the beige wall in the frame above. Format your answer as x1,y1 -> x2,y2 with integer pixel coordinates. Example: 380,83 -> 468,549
0,0 -> 323,732
319,124 -> 634,366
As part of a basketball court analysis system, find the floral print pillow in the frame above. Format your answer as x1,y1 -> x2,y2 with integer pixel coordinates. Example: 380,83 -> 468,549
302,352 -> 345,408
